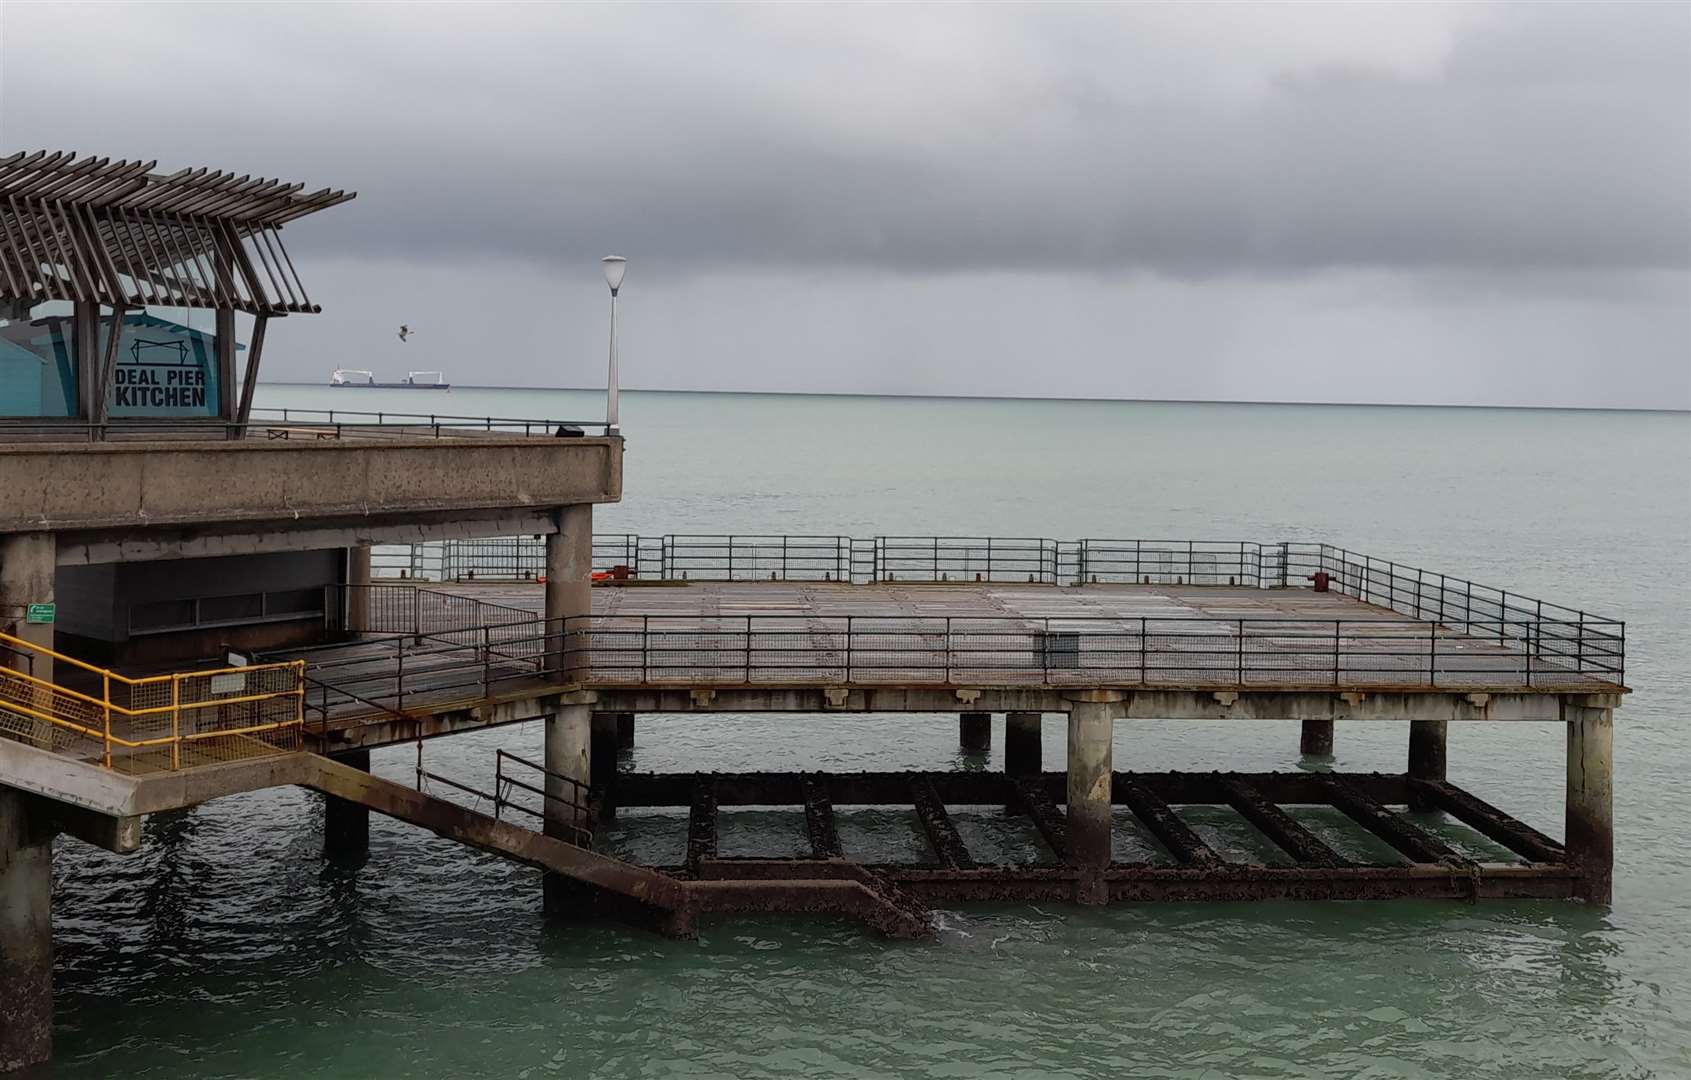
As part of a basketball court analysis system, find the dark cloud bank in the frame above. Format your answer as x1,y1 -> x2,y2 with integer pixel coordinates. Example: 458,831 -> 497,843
2,2 -> 1686,408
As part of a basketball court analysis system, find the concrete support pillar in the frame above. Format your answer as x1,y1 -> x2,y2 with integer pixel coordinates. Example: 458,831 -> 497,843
1066,699 -> 1117,905
0,788 -> 55,1073
323,749 -> 371,863
1566,704 -> 1614,904
590,711 -> 619,822
959,711 -> 991,753
1004,712 -> 1042,777
1300,718 -> 1334,757
0,532 -> 56,688
616,711 -> 635,751
542,703 -> 592,914
345,544 -> 372,634
544,505 -> 594,680
1406,720 -> 1447,812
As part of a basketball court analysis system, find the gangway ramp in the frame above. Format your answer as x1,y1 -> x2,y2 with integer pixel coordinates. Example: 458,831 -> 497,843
302,756 -> 933,939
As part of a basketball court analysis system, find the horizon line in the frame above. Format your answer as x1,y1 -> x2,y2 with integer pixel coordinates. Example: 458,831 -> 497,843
262,382 -> 1690,415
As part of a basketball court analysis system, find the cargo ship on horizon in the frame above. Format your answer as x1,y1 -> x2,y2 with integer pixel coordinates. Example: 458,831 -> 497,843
330,369 -> 450,389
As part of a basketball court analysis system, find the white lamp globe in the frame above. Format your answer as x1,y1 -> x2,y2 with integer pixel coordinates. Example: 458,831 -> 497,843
602,256 -> 627,293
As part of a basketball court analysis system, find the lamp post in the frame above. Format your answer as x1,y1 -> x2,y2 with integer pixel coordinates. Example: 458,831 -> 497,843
602,256 -> 627,435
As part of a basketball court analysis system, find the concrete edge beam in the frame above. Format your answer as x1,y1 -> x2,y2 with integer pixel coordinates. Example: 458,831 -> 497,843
585,687 -> 1567,722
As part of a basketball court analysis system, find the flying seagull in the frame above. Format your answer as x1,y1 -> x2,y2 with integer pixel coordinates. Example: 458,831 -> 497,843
397,325 -> 413,343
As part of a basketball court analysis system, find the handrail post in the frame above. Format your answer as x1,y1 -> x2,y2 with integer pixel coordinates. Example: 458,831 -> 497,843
744,615 -> 752,683
1524,620 -> 1532,687
170,674 -> 181,770
944,616 -> 951,683
1236,618 -> 1244,687
844,615 -> 853,682
1042,616 -> 1050,684
293,661 -> 305,743
102,672 -> 112,768
1140,616 -> 1147,685
1332,621 -> 1341,686
642,614 -> 650,684
1428,622 -> 1437,686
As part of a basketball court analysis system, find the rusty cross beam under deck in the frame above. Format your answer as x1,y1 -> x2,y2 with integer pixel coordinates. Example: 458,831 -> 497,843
911,779 -> 975,870
1218,774 -> 1347,868
1318,774 -> 1468,867
801,775 -> 843,860
606,770 -> 1579,904
686,779 -> 717,875
1010,777 -> 1068,862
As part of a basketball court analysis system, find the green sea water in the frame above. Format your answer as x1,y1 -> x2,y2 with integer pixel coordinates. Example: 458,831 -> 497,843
50,387 -> 1691,1079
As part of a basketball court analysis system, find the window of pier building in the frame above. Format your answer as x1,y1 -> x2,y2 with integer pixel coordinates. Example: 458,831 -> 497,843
99,310 -> 230,418
0,302 -> 78,417
0,304 -> 233,418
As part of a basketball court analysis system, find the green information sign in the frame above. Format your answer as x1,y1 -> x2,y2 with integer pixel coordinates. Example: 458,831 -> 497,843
25,603 -> 54,624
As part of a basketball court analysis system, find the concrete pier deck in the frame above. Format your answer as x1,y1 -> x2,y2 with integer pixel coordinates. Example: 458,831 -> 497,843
278,578 -> 1621,741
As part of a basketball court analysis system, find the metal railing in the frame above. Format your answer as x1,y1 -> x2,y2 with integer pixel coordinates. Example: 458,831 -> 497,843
0,631 -> 304,773
283,597 -> 1623,723
301,534 -> 1626,710
375,534 -> 1293,585
413,744 -> 593,847
575,613 -> 1621,690
251,408 -> 616,440
0,409 -> 616,443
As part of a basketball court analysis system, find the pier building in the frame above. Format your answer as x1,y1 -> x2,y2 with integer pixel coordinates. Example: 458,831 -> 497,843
0,151 -> 1625,1074
0,150 -> 618,1070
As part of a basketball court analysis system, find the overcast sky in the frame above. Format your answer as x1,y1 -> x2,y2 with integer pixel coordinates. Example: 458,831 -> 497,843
2,2 -> 1687,408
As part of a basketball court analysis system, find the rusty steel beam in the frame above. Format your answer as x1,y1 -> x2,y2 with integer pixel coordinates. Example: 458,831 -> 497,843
882,864 -> 1578,904
1010,777 -> 1068,862
801,775 -> 844,859
1410,778 -> 1566,864
614,770 -> 1408,808
911,780 -> 975,870
1116,775 -> 1222,867
1319,774 -> 1469,867
686,779 -> 717,874
1217,774 -> 1347,868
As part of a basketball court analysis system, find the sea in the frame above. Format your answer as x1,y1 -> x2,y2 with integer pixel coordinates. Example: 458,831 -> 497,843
48,385 -> 1691,1079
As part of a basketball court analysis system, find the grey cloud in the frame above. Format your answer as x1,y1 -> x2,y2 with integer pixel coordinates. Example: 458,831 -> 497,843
2,2 -> 1685,277
1,2 -> 1685,410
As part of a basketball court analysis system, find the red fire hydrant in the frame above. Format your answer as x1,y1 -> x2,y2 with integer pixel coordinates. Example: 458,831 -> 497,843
1307,571 -> 1330,592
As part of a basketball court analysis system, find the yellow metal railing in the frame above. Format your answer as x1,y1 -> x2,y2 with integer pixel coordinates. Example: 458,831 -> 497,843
0,630 -> 304,774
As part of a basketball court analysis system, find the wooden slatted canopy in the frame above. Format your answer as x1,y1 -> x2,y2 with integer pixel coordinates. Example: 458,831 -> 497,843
0,150 -> 354,316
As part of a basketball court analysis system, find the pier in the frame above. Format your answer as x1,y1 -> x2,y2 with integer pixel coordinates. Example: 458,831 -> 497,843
0,148 -> 1628,1073
269,534 -> 1622,916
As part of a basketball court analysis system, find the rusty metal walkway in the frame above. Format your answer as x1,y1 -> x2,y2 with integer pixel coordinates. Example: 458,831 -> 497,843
622,768 -> 1582,904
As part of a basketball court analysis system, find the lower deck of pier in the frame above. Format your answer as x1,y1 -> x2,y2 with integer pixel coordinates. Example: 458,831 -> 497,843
571,768 -> 1580,903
